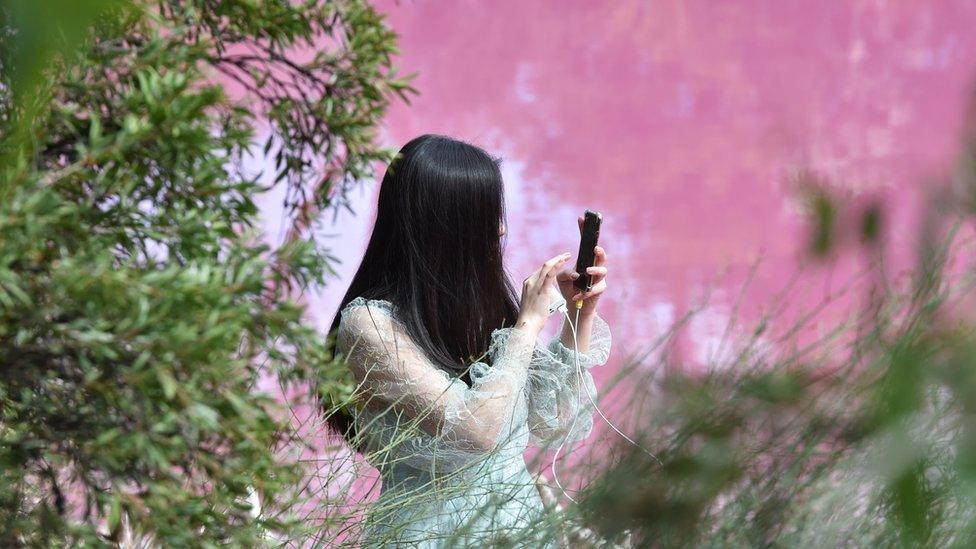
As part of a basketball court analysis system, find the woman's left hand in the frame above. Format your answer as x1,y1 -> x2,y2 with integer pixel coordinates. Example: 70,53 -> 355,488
557,218 -> 608,316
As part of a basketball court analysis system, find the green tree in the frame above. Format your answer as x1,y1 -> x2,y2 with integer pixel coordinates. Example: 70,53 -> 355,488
0,0 -> 413,545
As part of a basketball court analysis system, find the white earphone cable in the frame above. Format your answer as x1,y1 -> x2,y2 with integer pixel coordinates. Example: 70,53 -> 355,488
548,298 -> 662,504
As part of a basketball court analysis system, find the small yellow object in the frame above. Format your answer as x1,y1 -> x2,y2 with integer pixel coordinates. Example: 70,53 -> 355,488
575,299 -> 584,309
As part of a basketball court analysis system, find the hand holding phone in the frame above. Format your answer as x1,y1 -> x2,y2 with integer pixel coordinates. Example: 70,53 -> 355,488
574,210 -> 603,292
556,210 -> 608,314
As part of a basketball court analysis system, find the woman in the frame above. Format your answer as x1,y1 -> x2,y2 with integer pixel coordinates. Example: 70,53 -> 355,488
328,134 -> 611,547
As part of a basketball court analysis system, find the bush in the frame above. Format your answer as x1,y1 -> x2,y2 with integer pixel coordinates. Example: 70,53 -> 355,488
0,0 -> 413,544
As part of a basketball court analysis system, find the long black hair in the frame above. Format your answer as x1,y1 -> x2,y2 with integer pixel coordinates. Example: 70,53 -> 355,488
325,134 -> 520,437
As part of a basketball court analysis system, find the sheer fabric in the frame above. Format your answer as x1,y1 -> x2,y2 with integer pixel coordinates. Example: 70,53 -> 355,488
335,296 -> 612,547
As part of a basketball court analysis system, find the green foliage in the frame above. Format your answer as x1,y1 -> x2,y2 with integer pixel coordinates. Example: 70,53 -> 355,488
0,0 -> 411,545
562,117 -> 976,547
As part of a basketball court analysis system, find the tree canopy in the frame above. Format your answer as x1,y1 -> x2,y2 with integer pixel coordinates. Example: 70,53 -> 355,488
0,0 -> 414,544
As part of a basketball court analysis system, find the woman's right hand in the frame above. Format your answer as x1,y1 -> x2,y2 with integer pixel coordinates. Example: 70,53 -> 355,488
517,252 -> 572,334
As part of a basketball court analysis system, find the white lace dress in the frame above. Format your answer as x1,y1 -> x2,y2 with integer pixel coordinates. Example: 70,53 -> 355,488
335,297 -> 612,547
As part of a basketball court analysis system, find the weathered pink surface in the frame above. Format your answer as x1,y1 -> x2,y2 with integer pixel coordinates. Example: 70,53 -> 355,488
256,0 -> 976,517
309,0 -> 976,371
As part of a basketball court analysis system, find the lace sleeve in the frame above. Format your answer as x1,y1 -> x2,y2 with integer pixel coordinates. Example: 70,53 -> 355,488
336,298 -> 535,471
525,313 -> 612,448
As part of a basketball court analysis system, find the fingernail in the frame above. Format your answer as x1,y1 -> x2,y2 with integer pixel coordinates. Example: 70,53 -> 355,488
571,272 -> 580,279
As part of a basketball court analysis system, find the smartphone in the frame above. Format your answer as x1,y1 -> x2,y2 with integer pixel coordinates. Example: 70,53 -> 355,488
574,210 -> 603,292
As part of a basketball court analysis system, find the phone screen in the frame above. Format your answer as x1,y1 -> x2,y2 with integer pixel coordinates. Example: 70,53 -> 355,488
574,210 -> 602,291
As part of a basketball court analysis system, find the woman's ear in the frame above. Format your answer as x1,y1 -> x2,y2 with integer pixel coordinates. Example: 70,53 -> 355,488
498,222 -> 506,237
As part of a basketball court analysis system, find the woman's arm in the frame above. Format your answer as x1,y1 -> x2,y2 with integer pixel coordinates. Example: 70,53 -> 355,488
528,241 -> 612,447
556,243 -> 609,352
559,309 -> 597,352
336,253 -> 571,467
525,312 -> 612,448
339,301 -> 537,454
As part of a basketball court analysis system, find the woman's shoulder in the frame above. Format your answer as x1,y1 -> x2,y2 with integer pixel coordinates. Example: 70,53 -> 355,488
336,297 -> 419,365
340,296 -> 394,317
337,297 -> 398,338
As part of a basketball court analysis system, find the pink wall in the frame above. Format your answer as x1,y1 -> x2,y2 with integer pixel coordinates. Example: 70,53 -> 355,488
308,0 -> 976,368
261,0 -> 976,505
